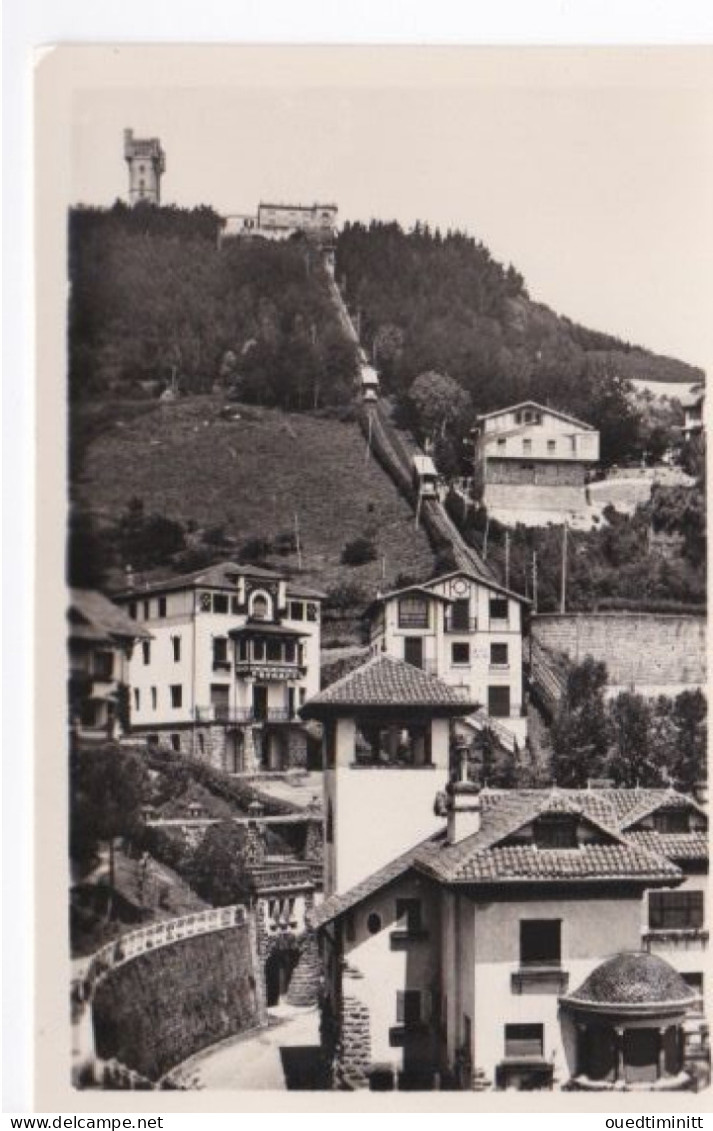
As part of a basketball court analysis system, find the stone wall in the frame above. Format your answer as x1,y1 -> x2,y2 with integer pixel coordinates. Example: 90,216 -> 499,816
92,921 -> 265,1081
532,613 -> 707,691
333,996 -> 372,1089
486,459 -> 586,486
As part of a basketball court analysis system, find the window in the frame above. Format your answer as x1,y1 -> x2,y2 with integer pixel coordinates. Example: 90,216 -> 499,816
488,685 -> 511,718
547,439 -> 556,454
505,1024 -> 544,1059
172,636 -> 181,662
306,603 -> 318,622
237,638 -> 248,662
289,601 -> 304,621
285,642 -> 296,663
450,598 -> 470,631
653,809 -> 690,834
515,412 -> 522,424
398,596 -> 429,628
133,688 -> 140,711
231,596 -> 242,615
520,920 -> 561,967
396,899 -> 423,934
142,641 -> 151,665
497,438 -> 506,450
170,685 -> 183,709
490,642 -> 508,667
523,439 -> 532,454
253,639 -> 265,661
143,600 -> 150,620
93,651 -> 114,680
128,602 -> 137,620
151,687 -> 157,710
213,594 -> 229,615
366,912 -> 382,935
489,597 -> 508,622
213,637 -> 229,669
158,596 -> 167,618
170,734 -> 181,752
524,410 -> 533,423
649,891 -> 704,931
200,592 -> 212,612
396,990 -> 422,1028
451,643 -> 470,665
251,594 -> 269,620
534,815 -> 578,849
266,639 -> 281,662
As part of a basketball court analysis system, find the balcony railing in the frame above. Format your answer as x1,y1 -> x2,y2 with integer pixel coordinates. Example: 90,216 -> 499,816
643,928 -> 709,951
444,615 -> 478,634
194,706 -> 299,724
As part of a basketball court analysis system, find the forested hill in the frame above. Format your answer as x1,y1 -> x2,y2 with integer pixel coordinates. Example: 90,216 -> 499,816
69,203 -> 358,407
336,219 -> 703,408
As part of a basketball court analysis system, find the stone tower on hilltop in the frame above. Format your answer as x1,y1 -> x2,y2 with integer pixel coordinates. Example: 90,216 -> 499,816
124,128 -> 166,205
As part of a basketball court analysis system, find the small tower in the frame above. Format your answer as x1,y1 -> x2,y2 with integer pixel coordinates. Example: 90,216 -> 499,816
124,128 -> 166,206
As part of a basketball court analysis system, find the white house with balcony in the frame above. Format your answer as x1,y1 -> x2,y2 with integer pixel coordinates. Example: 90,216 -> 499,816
113,562 -> 324,773
473,401 -> 600,525
366,570 -> 529,749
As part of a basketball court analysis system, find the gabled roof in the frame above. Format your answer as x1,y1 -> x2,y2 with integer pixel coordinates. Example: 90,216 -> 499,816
300,654 -> 479,719
310,787 -> 685,928
619,787 -> 709,832
364,584 -> 453,618
477,401 -> 594,432
421,569 -> 531,606
111,561 -> 326,601
68,589 -> 151,643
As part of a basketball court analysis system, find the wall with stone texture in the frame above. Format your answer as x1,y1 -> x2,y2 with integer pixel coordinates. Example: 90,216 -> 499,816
92,922 -> 265,1081
532,613 -> 707,691
486,460 -> 586,486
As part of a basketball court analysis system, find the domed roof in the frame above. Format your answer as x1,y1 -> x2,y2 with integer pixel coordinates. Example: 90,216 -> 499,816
566,952 -> 698,1009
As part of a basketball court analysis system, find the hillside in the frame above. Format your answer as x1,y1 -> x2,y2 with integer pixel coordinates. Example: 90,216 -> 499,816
73,395 -> 435,621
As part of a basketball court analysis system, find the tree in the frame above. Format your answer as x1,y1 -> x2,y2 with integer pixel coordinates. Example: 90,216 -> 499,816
407,371 -> 473,445
606,692 -> 657,787
188,821 -> 252,906
670,689 -> 707,791
550,657 -> 609,787
69,744 -> 148,911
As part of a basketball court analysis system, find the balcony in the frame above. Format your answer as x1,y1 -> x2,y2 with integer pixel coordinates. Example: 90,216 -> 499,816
643,929 -> 709,953
444,615 -> 478,634
234,658 -> 306,681
194,706 -> 300,725
511,965 -> 569,995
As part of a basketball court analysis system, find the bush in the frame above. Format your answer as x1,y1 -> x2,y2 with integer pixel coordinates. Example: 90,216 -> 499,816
341,537 -> 378,566
238,537 -> 273,564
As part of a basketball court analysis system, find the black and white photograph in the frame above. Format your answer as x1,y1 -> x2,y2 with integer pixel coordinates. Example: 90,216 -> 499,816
26,42 -> 712,1111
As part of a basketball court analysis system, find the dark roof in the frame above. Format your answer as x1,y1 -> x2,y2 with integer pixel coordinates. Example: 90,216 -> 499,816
228,623 -> 308,639
625,830 -> 709,863
300,654 -> 479,719
311,788 -> 685,928
619,788 -> 709,831
421,570 -> 531,606
564,952 -> 699,1009
68,589 -> 151,643
477,401 -> 594,432
111,561 -> 326,601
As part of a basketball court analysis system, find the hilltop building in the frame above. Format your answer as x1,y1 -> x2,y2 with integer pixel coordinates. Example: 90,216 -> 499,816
123,129 -> 166,206
113,562 -> 324,773
366,570 -> 529,749
219,202 -> 338,271
473,401 -> 599,525
311,774 -> 708,1092
68,589 -> 151,740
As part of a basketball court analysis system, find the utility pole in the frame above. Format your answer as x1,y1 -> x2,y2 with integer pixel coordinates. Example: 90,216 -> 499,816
560,521 -> 568,614
365,410 -> 373,461
505,531 -> 510,590
294,512 -> 302,570
532,551 -> 538,614
415,485 -> 423,530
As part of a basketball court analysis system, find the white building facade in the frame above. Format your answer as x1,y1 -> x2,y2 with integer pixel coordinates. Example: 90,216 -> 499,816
367,571 -> 529,748
113,562 -> 323,772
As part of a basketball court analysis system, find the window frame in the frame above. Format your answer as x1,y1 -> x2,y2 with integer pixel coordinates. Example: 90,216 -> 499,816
519,919 -> 562,968
398,596 -> 430,629
142,640 -> 151,666
451,642 -> 470,666
489,597 -> 509,622
504,1023 -> 544,1060
649,890 -> 704,931
490,642 -> 509,667
170,684 -> 183,710
172,635 -> 181,663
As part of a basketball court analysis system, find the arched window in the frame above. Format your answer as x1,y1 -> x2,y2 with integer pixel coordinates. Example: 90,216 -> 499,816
251,593 -> 270,620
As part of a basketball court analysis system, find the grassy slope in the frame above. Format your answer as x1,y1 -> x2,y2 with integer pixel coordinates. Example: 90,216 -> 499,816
75,396 -> 434,598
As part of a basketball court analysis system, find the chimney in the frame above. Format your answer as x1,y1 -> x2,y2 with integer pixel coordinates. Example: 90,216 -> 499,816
446,742 -> 482,845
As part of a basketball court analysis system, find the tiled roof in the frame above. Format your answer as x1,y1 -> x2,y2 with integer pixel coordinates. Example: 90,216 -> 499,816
477,400 -> 595,432
68,589 -> 151,642
111,561 -> 326,601
311,788 -> 686,928
308,832 -> 445,929
618,788 -> 708,831
625,830 -> 709,863
564,952 -> 699,1009
300,654 -> 479,717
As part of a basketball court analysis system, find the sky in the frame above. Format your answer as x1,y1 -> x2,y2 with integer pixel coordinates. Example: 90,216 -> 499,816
67,48 -> 713,375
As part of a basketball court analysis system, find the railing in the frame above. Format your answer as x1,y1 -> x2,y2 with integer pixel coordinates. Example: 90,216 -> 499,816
445,616 -> 478,634
194,706 -> 299,724
643,929 -> 709,952
72,905 -> 247,997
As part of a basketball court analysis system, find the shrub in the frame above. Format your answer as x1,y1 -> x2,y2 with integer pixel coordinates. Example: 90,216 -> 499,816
341,537 -> 378,566
238,537 -> 273,564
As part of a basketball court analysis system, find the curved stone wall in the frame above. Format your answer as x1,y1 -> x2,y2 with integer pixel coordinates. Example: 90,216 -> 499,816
92,922 -> 264,1081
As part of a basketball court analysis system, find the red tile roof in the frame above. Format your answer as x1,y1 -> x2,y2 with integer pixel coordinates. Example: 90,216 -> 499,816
300,654 -> 479,717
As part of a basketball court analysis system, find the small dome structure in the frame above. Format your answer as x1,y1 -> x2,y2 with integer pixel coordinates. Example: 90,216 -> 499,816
565,952 -> 698,1011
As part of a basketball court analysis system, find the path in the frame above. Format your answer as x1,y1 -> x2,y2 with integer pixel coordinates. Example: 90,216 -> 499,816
172,1003 -> 323,1090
